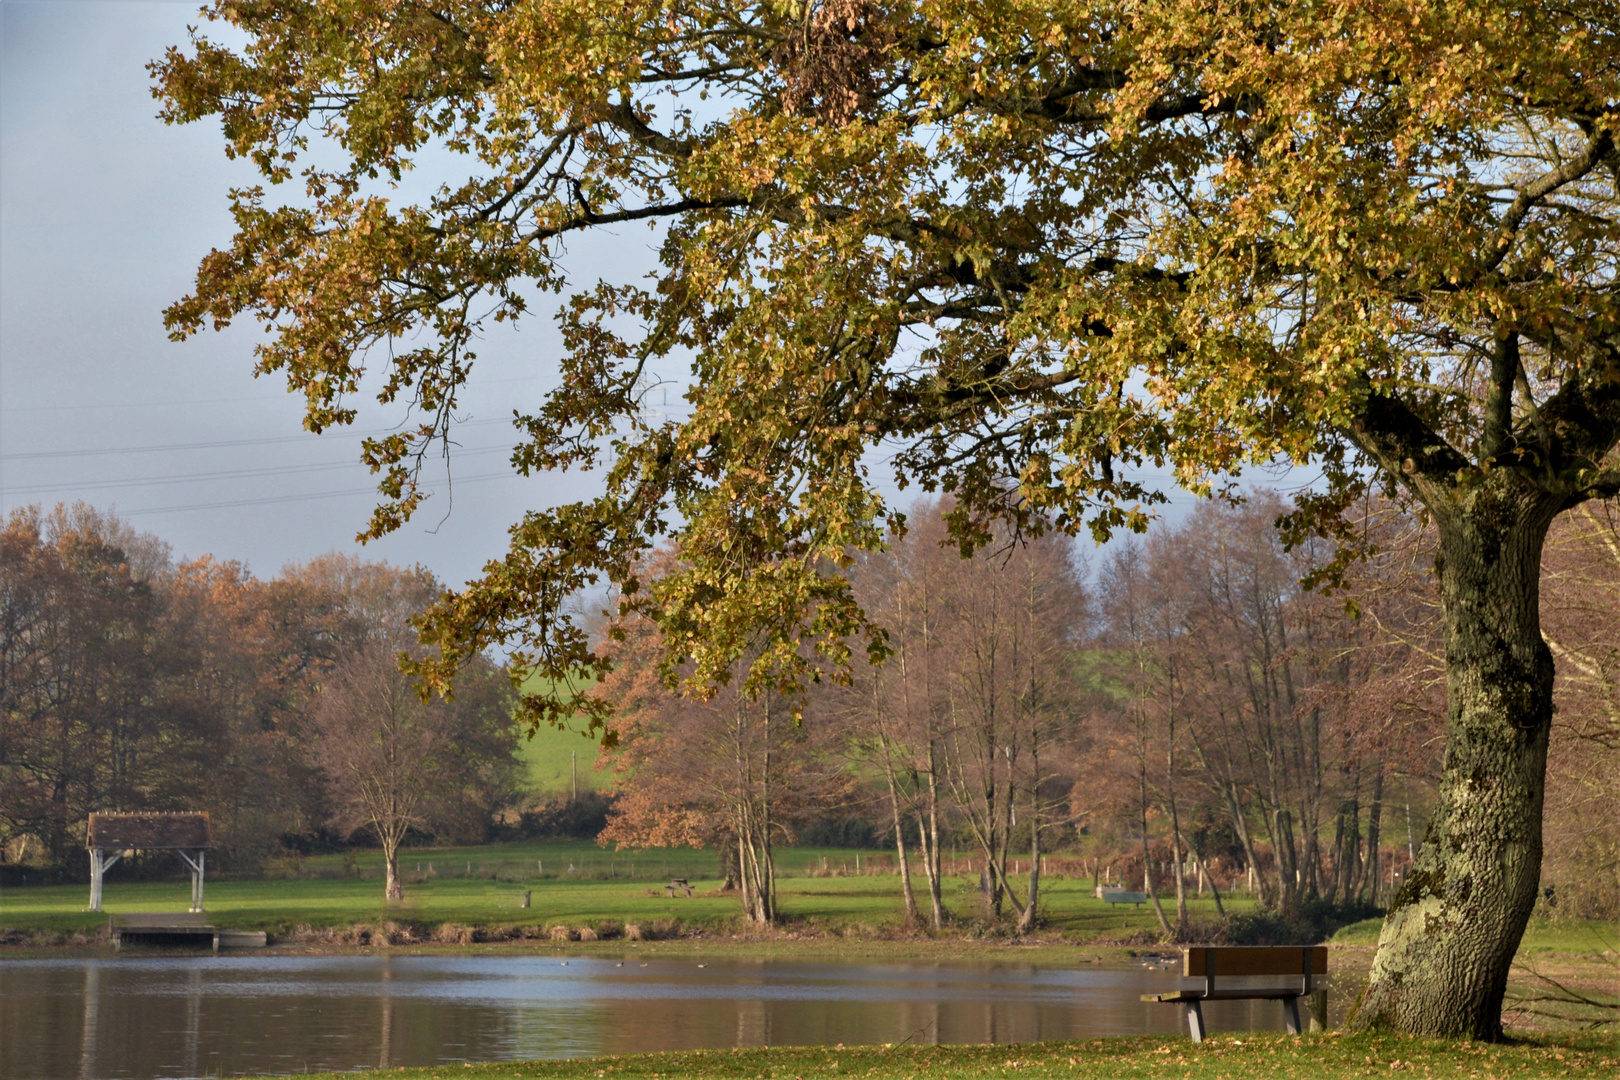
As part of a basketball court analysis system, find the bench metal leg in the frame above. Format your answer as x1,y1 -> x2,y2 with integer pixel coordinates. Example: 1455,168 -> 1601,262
1185,1001 -> 1206,1044
1283,996 -> 1302,1035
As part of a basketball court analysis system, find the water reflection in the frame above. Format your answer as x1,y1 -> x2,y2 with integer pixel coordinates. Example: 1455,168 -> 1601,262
76,963 -> 98,1080
0,953 -> 1348,1080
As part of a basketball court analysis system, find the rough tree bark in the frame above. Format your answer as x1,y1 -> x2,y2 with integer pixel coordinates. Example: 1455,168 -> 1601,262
1352,485 -> 1560,1038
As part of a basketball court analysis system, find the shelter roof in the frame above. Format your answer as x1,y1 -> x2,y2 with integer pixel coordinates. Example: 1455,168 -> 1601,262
86,812 -> 212,850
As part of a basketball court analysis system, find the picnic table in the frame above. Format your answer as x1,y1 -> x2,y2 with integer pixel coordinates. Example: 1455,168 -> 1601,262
664,878 -> 693,897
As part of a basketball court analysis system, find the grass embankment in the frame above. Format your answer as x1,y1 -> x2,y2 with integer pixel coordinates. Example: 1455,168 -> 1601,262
1333,917 -> 1620,1032
255,1034 -> 1620,1080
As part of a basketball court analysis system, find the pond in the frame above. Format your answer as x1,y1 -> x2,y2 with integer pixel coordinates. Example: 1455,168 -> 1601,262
0,952 -> 1345,1080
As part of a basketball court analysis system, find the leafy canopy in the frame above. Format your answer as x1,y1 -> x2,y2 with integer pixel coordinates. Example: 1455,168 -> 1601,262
156,0 -> 1620,733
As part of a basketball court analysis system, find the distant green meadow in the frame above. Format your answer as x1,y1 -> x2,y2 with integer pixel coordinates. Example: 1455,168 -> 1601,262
515,672 -> 610,795
517,716 -> 612,795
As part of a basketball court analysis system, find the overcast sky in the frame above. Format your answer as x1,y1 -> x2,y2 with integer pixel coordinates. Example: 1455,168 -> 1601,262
0,0 -> 662,586
1,1 -> 1256,592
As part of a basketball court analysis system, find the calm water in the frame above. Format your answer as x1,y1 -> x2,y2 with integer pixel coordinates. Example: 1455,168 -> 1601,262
0,952 -> 1339,1079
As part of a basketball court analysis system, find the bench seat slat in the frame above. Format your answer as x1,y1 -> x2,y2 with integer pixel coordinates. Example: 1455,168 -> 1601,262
1142,990 -> 1308,1003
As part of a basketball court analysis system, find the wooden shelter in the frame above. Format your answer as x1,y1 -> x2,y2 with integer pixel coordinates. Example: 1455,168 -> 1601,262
86,812 -> 213,912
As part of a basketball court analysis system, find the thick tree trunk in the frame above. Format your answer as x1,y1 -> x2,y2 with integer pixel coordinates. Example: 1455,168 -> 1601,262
1352,492 -> 1558,1040
1017,780 -> 1041,935
1271,807 -> 1300,912
719,843 -> 740,891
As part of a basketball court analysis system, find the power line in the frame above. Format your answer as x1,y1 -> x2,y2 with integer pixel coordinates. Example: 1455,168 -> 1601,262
0,373 -> 570,416
0,417 -> 515,461
0,445 -> 515,498
118,470 -> 525,517
0,393 -> 292,415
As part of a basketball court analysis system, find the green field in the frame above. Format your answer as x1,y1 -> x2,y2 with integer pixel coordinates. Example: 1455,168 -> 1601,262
3,839 -> 1269,940
233,1034 -> 1620,1080
516,673 -> 611,795
517,720 -> 612,794
9,837 -> 1620,955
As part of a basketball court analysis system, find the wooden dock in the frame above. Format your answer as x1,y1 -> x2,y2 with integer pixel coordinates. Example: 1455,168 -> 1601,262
110,913 -> 267,951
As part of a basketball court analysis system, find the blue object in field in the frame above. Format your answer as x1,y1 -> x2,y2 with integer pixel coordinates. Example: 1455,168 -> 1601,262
1096,887 -> 1149,907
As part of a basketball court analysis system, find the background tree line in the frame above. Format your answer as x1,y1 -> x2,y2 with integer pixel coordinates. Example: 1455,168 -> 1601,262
6,493 -> 1615,931
595,494 -> 1620,932
0,503 -> 523,880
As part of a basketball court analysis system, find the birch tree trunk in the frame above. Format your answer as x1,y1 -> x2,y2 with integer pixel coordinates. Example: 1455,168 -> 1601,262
884,766 -> 921,925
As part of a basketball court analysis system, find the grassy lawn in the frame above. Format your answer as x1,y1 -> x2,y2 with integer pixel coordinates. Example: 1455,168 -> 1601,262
263,1034 -> 1620,1080
1334,914 -> 1620,957
0,846 -> 1265,940
5,839 -> 1615,963
516,673 -> 611,795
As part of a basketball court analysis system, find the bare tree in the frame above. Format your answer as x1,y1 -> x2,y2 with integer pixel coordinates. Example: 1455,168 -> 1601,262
924,509 -> 1087,928
311,639 -> 516,901
841,507 -> 959,930
598,599 -> 846,926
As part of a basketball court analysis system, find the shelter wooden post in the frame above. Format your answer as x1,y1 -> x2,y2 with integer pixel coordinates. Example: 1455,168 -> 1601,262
176,849 -> 206,913
87,847 -> 124,912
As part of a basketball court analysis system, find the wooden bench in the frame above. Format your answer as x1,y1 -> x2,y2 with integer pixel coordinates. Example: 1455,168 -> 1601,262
664,878 -> 693,897
1141,946 -> 1327,1043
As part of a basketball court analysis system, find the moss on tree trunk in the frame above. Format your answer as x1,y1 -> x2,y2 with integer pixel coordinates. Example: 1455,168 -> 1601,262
1351,486 -> 1559,1039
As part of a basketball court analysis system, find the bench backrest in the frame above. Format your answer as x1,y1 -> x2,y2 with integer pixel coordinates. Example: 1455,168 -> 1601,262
1184,946 -> 1328,978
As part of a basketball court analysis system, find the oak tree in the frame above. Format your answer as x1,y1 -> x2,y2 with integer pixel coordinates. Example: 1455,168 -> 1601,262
157,0 -> 1620,1038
